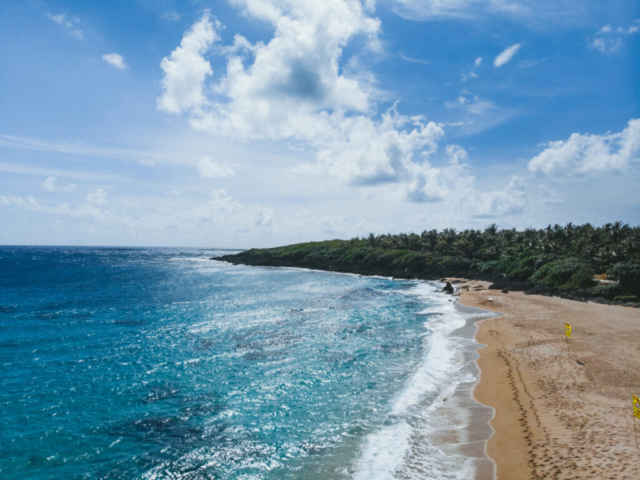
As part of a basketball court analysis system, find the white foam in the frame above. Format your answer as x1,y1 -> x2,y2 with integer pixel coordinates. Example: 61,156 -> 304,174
353,420 -> 413,480
352,281 -> 482,480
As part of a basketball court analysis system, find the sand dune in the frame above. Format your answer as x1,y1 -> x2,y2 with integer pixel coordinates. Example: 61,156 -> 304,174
451,280 -> 640,479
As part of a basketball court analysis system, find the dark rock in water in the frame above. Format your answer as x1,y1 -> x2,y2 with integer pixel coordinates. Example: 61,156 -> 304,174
442,282 -> 454,294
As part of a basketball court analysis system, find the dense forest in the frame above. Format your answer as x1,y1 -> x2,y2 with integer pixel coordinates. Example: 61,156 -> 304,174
215,223 -> 640,305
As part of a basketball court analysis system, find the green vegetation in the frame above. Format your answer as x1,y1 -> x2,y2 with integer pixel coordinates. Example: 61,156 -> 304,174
215,222 -> 640,305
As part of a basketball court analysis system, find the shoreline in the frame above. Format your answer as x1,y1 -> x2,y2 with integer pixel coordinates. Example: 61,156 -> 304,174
451,278 -> 640,479
212,260 -> 640,477
443,303 -> 499,480
352,282 -> 499,479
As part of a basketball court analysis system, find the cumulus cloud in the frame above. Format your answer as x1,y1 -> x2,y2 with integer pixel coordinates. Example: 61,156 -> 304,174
158,2 -> 525,214
471,176 -> 527,217
47,13 -> 83,39
528,118 -> 640,179
160,4 -> 440,188
198,157 -> 236,178
185,2 -> 381,139
157,10 -> 220,114
102,53 -> 127,69
86,188 -> 107,205
402,145 -> 528,216
42,176 -> 76,192
494,43 -> 521,67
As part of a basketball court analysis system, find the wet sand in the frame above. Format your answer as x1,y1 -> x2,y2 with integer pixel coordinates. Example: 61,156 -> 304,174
420,305 -> 498,480
450,279 -> 640,479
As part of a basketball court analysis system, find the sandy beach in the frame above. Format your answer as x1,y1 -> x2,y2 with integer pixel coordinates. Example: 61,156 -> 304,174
449,279 -> 640,479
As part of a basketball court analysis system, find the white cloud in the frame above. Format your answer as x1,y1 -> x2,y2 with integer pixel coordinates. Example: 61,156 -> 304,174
401,145 -> 528,216
311,107 -> 445,185
0,134 -> 164,165
86,188 -> 107,205
590,37 -> 623,53
139,159 -> 157,167
157,10 -> 220,114
494,43 -> 521,67
528,118 -> 640,179
163,12 -> 181,22
445,93 -> 496,115
472,176 -> 527,217
160,5 -> 439,189
391,0 -> 527,20
102,53 -> 127,70
47,13 -> 83,40
254,206 -> 274,227
319,215 -> 350,233
198,157 -> 236,178
462,58 -> 482,81
0,195 -> 40,209
590,19 -> 639,53
399,52 -> 432,65
157,2 -> 524,215
0,189 -> 274,235
42,176 -> 76,192
538,185 -> 563,204
184,3 -> 381,139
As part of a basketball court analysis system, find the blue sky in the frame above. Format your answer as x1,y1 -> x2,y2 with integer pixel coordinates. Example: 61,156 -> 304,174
1,0 -> 639,247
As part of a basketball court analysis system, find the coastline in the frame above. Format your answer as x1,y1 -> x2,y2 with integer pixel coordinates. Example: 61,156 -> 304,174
429,303 -> 499,480
212,259 -> 640,477
451,279 -> 640,479
352,282 -> 499,480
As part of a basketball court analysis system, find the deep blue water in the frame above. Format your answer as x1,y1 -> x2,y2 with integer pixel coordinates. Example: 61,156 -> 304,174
0,246 -> 478,480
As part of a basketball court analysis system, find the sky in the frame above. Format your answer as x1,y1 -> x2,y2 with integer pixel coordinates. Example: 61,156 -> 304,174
0,0 -> 639,248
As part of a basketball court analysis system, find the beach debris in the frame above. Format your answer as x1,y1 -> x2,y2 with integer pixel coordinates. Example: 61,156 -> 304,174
576,360 -> 585,366
502,288 -> 509,294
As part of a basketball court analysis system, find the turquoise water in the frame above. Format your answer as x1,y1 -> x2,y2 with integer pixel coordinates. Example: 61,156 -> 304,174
0,247 -> 487,479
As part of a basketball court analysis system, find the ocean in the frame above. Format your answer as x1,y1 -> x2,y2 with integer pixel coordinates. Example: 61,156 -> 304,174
0,246 -> 495,480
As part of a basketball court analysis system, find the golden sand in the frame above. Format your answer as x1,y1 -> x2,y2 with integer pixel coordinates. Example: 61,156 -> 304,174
449,279 -> 640,479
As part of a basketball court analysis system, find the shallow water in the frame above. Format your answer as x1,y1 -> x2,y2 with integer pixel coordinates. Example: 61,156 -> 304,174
0,246 -> 493,479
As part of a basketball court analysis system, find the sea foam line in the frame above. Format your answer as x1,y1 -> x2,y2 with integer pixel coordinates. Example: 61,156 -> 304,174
352,282 -> 481,480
